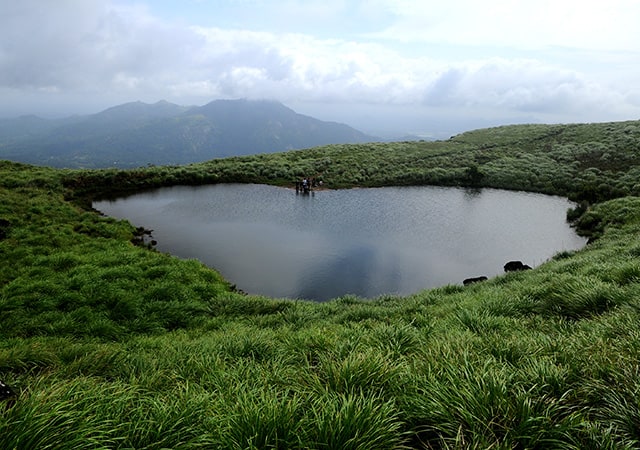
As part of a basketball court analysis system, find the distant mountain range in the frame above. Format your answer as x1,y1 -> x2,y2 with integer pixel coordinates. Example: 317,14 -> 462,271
0,99 -> 380,168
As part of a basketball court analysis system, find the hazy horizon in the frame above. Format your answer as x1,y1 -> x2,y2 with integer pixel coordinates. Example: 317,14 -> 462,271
1,97 -> 522,140
2,1 -> 639,138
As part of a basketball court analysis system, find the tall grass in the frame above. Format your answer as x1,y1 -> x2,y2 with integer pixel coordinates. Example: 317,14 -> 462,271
3,124 -> 640,447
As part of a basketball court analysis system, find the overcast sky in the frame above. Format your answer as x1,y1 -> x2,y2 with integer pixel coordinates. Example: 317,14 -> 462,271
2,0 -> 639,137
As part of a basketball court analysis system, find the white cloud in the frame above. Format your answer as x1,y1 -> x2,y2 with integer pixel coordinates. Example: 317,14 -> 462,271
182,27 -> 430,104
422,58 -> 608,113
0,0 -> 638,133
372,0 -> 640,52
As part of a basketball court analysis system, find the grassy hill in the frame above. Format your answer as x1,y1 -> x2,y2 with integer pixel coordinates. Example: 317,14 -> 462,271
2,119 -> 640,448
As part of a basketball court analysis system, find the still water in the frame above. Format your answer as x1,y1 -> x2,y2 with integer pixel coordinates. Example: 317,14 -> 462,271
95,184 -> 586,301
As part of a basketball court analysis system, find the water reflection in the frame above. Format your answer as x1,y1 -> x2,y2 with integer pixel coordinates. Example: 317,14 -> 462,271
95,184 -> 587,301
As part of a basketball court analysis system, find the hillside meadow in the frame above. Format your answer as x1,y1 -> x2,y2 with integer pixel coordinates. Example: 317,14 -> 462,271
2,120 -> 640,448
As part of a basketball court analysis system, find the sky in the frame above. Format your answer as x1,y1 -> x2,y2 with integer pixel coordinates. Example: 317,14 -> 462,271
1,0 -> 639,138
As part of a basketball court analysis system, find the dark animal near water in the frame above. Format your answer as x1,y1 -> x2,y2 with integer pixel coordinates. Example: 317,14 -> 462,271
503,261 -> 532,272
463,276 -> 488,286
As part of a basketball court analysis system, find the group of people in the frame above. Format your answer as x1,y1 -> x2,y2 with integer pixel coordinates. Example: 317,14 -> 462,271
294,177 -> 322,194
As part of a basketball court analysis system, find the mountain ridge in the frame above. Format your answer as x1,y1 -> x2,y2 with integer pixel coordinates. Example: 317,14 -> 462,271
0,99 -> 378,168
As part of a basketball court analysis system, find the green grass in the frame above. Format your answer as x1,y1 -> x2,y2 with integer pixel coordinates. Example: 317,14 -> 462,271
60,119 -> 640,207
2,120 -> 640,447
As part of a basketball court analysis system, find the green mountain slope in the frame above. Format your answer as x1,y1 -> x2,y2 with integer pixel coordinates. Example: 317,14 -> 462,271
2,119 -> 640,448
68,119 -> 640,211
0,99 -> 376,168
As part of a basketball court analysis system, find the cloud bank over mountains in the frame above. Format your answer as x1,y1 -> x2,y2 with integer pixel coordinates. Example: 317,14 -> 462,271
1,0 -> 638,137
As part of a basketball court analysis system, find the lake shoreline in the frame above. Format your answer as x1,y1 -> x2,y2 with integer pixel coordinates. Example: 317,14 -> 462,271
95,184 -> 586,301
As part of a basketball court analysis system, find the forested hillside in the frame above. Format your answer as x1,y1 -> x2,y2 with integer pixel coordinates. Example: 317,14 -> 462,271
2,119 -> 640,448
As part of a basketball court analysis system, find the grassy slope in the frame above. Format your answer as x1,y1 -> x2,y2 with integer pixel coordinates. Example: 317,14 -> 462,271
1,120 -> 640,448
